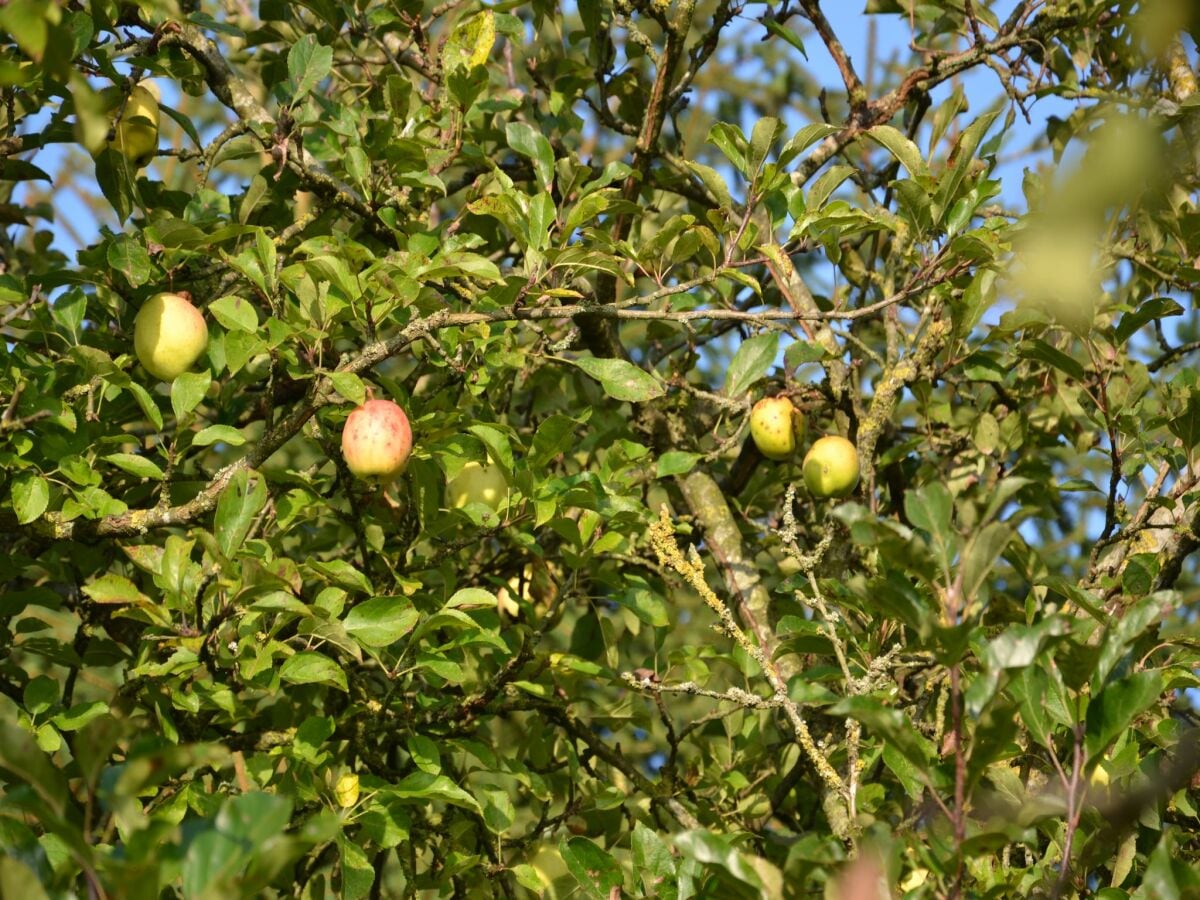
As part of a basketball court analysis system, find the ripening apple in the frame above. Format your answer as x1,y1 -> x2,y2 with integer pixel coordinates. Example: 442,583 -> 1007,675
802,435 -> 860,498
447,460 -> 509,511
110,82 -> 160,168
341,399 -> 413,480
750,396 -> 805,460
133,292 -> 209,381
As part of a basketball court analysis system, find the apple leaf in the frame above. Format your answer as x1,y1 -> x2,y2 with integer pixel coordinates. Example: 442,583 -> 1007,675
171,371 -> 211,421
193,425 -> 246,447
106,234 -> 151,287
103,453 -> 164,480
1115,295 -> 1183,345
11,473 -> 49,524
215,469 -> 267,560
1167,389 -> 1200,452
406,734 -> 441,775
280,652 -> 348,692
1085,669 -> 1164,759
505,122 -> 555,191
344,597 -> 419,648
656,451 -> 701,477
288,35 -> 332,101
725,332 -> 779,397
865,124 -> 929,179
561,836 -> 624,900
571,357 -> 664,402
209,295 -> 259,333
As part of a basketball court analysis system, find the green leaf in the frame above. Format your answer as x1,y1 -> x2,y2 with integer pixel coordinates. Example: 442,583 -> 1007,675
778,123 -> 840,169
748,116 -> 784,178
446,587 -> 498,610
103,452 -> 164,479
288,35 -> 333,100
708,122 -> 748,175
126,381 -> 164,431
656,451 -> 702,478
280,652 -> 348,692
407,734 -> 441,775
866,124 -> 929,179
1114,296 -> 1183,345
208,295 -> 259,333
171,371 -> 211,420
1168,390 -> 1200,451
561,836 -> 624,900
337,835 -> 375,900
107,234 -> 152,287
761,17 -> 808,59
530,414 -> 580,467
215,469 -> 267,559
806,164 -> 856,210
328,371 -> 367,405
1019,339 -> 1085,381
51,700 -> 109,731
308,559 -> 374,594
387,771 -> 481,812
724,332 -> 779,396
82,573 -> 146,605
11,473 -> 49,524
903,482 -> 955,577
343,597 -> 419,647
960,522 -> 1012,601
0,857 -> 51,900
684,160 -> 734,210
192,425 -> 246,447
632,823 -> 677,900
22,676 -> 58,715
671,830 -> 769,891
506,122 -> 555,190
1085,669 -> 1164,759
0,722 -> 71,823
570,357 -> 664,402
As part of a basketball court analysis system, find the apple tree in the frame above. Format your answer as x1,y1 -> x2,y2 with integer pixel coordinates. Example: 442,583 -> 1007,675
2,0 -> 1200,897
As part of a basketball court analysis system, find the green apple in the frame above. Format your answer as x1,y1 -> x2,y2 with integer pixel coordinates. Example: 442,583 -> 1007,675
447,460 -> 509,511
802,435 -> 860,498
341,399 -> 413,481
133,292 -> 209,381
750,396 -> 805,460
110,82 -> 160,168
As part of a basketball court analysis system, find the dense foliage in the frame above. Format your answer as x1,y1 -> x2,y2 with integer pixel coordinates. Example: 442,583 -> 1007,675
2,0 -> 1200,897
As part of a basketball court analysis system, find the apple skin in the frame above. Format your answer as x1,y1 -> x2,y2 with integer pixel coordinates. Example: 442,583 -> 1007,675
750,396 -> 805,460
110,83 -> 160,168
802,435 -> 860,498
133,292 -> 209,381
447,460 -> 509,511
341,399 -> 413,481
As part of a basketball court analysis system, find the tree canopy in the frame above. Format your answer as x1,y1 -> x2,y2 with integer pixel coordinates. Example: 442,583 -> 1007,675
2,0 -> 1200,897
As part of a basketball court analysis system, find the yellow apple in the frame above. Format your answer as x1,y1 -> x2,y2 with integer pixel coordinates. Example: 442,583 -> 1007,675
110,82 -> 160,168
133,292 -> 209,381
341,399 -> 413,480
334,772 -> 360,808
802,435 -> 860,498
447,460 -> 509,510
750,396 -> 805,460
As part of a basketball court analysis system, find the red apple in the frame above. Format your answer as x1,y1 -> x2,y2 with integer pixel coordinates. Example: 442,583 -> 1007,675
341,399 -> 412,480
